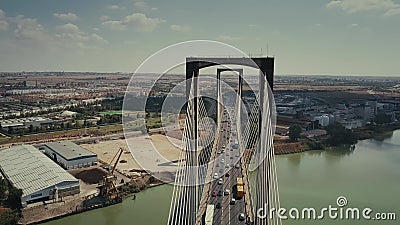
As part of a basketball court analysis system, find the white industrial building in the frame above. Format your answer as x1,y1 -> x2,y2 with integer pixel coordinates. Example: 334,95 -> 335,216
313,114 -> 334,127
43,141 -> 97,170
0,145 -> 80,206
0,116 -> 53,131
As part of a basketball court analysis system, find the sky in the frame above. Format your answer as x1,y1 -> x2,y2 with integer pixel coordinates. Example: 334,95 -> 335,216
0,0 -> 399,76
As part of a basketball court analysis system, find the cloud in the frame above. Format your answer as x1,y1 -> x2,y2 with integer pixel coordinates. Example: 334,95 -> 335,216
0,21 -> 8,30
102,13 -> 165,32
0,9 -> 8,30
248,24 -> 257,28
347,23 -> 361,29
53,12 -> 79,22
102,20 -> 127,31
216,35 -> 240,42
384,7 -> 400,15
0,9 -> 105,51
56,23 -> 80,33
133,1 -> 157,12
11,15 -> 47,40
106,5 -> 126,10
326,0 -> 400,15
170,24 -> 191,32
55,23 -> 107,44
0,9 -> 5,19
90,33 -> 107,43
124,13 -> 165,31
99,15 -> 110,21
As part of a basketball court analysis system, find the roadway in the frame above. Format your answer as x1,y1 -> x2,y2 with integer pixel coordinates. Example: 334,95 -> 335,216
207,108 -> 247,224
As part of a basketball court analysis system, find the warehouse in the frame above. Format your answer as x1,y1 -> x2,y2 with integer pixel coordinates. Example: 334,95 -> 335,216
0,145 -> 80,207
43,141 -> 98,170
0,116 -> 53,131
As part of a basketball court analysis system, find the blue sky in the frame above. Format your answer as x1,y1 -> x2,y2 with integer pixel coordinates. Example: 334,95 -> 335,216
0,0 -> 399,76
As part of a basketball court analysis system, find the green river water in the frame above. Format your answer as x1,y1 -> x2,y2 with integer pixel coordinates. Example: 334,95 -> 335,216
44,130 -> 400,225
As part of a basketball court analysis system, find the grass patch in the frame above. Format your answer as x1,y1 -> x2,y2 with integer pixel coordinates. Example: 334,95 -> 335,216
0,136 -> 9,141
100,111 -> 123,115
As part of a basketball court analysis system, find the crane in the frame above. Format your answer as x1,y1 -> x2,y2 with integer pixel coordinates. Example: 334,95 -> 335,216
100,147 -> 124,203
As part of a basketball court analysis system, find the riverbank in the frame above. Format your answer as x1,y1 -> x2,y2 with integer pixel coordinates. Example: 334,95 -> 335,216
20,197 -> 115,225
354,123 -> 400,141
39,131 -> 400,225
274,123 -> 400,155
19,180 -> 167,225
17,124 -> 400,224
274,141 -> 309,155
41,184 -> 174,225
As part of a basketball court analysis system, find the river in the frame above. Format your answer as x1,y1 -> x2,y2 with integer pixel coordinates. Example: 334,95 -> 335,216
44,130 -> 400,225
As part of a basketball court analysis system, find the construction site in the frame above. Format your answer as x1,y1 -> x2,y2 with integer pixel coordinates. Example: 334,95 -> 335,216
0,133 -> 180,225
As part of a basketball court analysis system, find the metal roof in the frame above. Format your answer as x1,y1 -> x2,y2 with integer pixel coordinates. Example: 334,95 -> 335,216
44,141 -> 96,161
0,145 -> 78,198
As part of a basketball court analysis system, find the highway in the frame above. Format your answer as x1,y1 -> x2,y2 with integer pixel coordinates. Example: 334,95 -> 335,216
207,108 -> 247,224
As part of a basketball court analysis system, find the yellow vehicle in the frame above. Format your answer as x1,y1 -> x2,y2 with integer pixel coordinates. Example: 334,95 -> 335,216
236,177 -> 244,198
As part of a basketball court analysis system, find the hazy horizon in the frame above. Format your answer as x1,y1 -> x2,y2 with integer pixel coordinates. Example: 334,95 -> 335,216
0,0 -> 400,76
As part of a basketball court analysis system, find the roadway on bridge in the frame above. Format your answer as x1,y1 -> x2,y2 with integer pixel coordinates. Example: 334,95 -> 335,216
208,109 -> 246,225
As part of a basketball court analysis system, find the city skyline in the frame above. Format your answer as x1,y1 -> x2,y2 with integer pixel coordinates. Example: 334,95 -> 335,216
0,0 -> 399,76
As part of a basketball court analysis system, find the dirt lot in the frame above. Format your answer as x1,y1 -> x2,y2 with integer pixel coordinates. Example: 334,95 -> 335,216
81,134 -> 182,175
70,168 -> 108,184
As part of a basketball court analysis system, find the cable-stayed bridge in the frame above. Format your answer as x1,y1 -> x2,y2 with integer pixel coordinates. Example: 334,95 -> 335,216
168,57 -> 281,225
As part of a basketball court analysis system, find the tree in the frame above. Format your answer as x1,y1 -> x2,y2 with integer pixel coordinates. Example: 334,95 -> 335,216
28,125 -> 34,133
375,113 -> 391,124
0,178 -> 22,225
0,209 -> 21,225
326,122 -> 357,146
288,125 -> 302,141
66,122 -> 72,129
7,127 -> 13,135
6,188 -> 22,210
0,177 -> 8,201
148,176 -> 155,183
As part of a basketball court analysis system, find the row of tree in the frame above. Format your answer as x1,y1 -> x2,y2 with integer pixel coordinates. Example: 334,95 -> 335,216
0,177 -> 23,225
288,122 -> 357,146
4,119 -> 99,136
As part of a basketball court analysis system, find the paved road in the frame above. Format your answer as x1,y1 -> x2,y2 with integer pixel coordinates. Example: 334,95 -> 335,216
207,108 -> 246,225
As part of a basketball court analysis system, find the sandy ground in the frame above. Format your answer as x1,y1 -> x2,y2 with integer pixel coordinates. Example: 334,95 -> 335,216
81,134 -> 182,175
